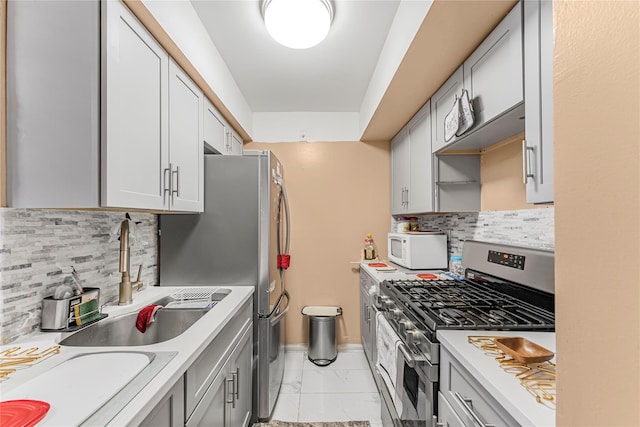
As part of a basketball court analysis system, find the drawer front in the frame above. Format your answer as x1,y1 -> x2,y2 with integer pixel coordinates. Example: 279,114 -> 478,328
440,348 -> 518,427
185,300 -> 252,417
437,391 -> 464,427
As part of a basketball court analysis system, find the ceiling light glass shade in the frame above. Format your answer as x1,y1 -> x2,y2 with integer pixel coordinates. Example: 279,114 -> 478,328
262,0 -> 334,49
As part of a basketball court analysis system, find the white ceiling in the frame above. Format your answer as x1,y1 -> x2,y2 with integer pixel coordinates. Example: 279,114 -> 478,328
191,0 -> 401,113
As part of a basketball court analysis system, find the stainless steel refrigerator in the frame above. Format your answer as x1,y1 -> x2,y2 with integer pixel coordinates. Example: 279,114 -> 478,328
159,150 -> 291,421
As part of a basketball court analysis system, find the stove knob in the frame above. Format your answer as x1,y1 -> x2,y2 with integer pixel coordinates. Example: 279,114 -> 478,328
390,308 -> 402,320
399,319 -> 413,333
405,329 -> 422,345
383,300 -> 395,310
376,295 -> 388,307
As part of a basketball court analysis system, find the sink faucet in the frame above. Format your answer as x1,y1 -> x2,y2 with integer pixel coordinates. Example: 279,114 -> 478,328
118,218 -> 144,305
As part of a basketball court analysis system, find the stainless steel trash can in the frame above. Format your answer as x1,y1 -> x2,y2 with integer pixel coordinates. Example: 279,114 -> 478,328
301,306 -> 343,366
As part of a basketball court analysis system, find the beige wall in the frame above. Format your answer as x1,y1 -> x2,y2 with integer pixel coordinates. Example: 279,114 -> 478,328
554,1 -> 640,426
245,141 -> 391,345
480,133 -> 532,211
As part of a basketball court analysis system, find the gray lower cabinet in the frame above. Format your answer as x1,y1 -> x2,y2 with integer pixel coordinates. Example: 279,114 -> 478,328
359,269 -> 377,367
139,300 -> 253,427
140,377 -> 185,427
186,325 -> 253,427
184,300 -> 253,427
437,391 -> 464,427
523,0 -> 554,204
439,347 -> 518,427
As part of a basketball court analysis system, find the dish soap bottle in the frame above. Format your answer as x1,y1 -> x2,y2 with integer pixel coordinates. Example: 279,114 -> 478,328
363,233 -> 377,260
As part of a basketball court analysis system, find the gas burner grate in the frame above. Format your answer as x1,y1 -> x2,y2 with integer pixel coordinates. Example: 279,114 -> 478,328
382,278 -> 555,332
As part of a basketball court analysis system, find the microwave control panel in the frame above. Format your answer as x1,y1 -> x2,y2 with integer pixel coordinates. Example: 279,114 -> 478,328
487,250 -> 525,270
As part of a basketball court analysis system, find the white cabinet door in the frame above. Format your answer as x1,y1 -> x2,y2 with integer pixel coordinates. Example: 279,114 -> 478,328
228,327 -> 252,427
140,377 -> 185,427
524,0 -> 554,204
431,66 -> 464,153
463,2 -> 523,127
168,60 -> 204,212
390,129 -> 410,215
408,102 -> 433,213
437,392 -> 465,427
186,359 -> 229,427
229,131 -> 243,156
102,0 -> 169,210
204,98 -> 227,155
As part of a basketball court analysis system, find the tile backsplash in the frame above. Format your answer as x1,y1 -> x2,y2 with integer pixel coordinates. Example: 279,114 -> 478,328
394,207 -> 555,275
0,209 -> 158,344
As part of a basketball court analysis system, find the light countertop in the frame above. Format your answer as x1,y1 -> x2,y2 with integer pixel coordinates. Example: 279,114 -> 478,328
437,330 -> 556,427
360,260 -> 449,284
0,285 -> 254,426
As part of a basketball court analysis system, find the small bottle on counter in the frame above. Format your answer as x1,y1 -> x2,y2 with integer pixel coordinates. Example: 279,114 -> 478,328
363,233 -> 377,260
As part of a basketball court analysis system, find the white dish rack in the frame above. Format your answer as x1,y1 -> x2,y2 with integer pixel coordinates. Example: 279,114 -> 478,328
166,288 -> 219,309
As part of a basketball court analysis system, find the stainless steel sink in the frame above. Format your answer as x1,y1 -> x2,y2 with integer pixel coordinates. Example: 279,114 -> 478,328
59,308 -> 209,347
59,289 -> 230,347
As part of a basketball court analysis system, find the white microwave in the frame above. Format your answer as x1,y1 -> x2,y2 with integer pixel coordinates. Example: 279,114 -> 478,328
387,232 -> 448,270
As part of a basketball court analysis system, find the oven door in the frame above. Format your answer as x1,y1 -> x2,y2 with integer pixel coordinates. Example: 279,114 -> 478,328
377,316 -> 438,427
395,351 -> 438,427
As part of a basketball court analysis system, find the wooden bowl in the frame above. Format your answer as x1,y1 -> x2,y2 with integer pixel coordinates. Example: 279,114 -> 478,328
493,337 -> 554,364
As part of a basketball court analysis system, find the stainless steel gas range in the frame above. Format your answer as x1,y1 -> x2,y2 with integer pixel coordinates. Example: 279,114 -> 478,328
375,240 -> 555,427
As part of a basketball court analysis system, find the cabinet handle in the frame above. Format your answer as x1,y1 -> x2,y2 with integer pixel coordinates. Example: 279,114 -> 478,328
522,140 -> 535,184
365,305 -> 371,322
432,415 -> 444,427
172,165 -> 180,197
163,166 -> 171,201
405,187 -> 409,207
233,368 -> 240,400
453,392 -> 495,427
226,377 -> 235,406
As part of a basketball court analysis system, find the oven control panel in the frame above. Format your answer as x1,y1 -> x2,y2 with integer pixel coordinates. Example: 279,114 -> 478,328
488,250 -> 525,270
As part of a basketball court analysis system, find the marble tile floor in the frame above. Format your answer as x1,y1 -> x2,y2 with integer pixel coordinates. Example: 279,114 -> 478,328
270,349 -> 383,427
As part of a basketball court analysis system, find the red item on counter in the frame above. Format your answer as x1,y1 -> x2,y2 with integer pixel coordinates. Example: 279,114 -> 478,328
278,254 -> 291,269
367,263 -> 388,268
417,273 -> 438,280
0,400 -> 50,427
136,304 -> 163,333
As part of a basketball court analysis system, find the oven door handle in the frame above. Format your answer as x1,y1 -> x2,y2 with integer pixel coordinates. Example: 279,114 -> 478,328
398,342 -> 417,368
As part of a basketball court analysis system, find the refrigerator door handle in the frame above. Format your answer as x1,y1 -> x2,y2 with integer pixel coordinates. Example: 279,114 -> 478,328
269,290 -> 290,326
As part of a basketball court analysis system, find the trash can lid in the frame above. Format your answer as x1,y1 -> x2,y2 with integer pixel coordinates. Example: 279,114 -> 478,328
301,306 -> 342,317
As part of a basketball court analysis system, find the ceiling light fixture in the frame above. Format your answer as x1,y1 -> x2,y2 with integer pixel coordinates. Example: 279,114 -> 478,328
261,0 -> 334,49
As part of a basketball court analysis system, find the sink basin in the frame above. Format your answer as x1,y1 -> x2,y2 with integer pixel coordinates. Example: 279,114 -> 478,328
59,289 -> 230,347
59,307 -> 208,347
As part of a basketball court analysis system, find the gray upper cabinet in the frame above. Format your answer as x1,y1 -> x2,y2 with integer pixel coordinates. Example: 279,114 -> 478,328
204,98 -> 227,155
432,2 -> 525,153
408,104 -> 434,213
102,0 -> 169,210
463,2 -> 523,129
7,0 -> 101,208
7,0 -> 204,211
391,101 -> 433,215
391,129 -> 409,215
228,130 -> 244,156
204,99 -> 243,156
167,60 -> 204,212
431,66 -> 464,153
523,0 -> 554,204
